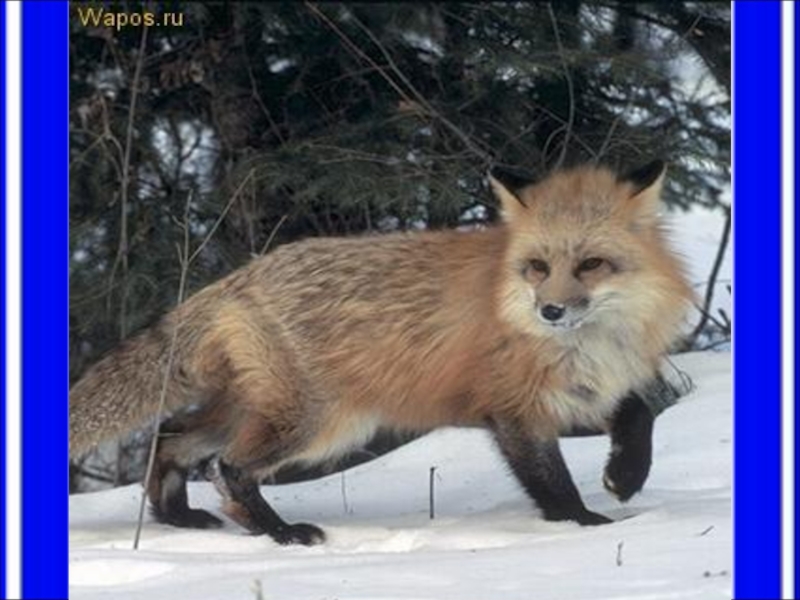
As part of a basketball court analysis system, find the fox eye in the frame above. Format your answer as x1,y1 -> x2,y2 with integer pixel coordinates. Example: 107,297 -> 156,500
527,259 -> 550,275
577,257 -> 604,272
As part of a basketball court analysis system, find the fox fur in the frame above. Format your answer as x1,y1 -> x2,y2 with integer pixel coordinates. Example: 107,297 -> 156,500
70,161 -> 693,544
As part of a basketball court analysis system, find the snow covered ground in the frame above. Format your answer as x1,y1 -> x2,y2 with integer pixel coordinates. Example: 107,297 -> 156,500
69,350 -> 731,600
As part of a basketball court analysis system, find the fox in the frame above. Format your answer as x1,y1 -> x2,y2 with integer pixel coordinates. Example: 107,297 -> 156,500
70,160 -> 693,545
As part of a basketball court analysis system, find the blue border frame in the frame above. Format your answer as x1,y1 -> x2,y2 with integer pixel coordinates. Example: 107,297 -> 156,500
0,2 -> 6,598
21,1 -> 68,598
734,2 -> 782,599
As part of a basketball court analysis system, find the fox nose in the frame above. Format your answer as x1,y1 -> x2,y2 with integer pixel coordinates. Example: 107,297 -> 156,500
540,304 -> 566,322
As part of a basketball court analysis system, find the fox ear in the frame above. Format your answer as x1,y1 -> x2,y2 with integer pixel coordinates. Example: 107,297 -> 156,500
622,159 -> 667,197
620,160 -> 667,226
488,172 -> 527,221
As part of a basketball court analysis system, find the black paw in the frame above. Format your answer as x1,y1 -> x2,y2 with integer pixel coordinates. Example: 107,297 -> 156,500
575,509 -> 613,526
543,508 -> 612,526
151,506 -> 224,529
271,522 -> 326,546
603,449 -> 651,502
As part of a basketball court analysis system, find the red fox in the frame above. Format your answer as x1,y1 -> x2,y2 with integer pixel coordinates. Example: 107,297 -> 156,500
70,160 -> 693,545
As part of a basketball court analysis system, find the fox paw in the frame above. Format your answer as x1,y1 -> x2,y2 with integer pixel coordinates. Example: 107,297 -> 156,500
603,449 -> 651,502
544,508 -> 612,526
150,505 -> 224,529
575,510 -> 613,526
271,522 -> 326,546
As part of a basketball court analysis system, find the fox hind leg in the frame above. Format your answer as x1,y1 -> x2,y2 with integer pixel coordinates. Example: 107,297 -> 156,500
147,403 -> 229,529
148,460 -> 222,529
197,317 -> 327,544
210,407 -> 326,545
211,455 -> 325,545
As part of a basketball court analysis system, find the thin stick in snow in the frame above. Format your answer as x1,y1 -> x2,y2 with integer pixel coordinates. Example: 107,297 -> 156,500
133,175 -> 249,549
616,541 -> 624,567
133,194 -> 192,550
429,466 -> 437,520
341,471 -> 350,515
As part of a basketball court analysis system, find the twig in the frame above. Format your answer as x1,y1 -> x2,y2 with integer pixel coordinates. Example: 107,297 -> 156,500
546,3 -> 575,170
616,541 -> 624,566
595,7 -> 702,162
716,307 -> 731,330
259,214 -> 288,256
429,466 -> 437,520
689,205 -> 731,344
132,170 -> 258,547
133,192 -> 193,550
698,525 -> 715,537
351,11 -> 493,164
304,3 -> 411,108
305,2 -> 492,166
108,25 -> 149,341
341,471 -> 350,515
244,50 -> 286,145
189,169 -> 255,265
691,300 -> 730,334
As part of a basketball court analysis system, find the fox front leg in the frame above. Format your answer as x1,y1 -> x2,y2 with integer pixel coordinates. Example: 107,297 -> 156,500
490,417 -> 612,525
603,391 -> 654,501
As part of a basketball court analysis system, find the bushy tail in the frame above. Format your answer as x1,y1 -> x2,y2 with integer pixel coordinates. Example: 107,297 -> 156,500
69,322 -> 194,458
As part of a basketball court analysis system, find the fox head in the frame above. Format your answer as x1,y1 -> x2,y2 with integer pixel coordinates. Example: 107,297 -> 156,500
489,161 -> 694,350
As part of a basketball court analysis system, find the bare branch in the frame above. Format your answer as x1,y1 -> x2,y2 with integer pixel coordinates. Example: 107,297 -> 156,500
305,2 -> 493,167
107,27 -> 149,341
133,171 -> 254,547
688,205 -> 731,345
546,3 -> 575,170
259,214 -> 289,256
133,190 -> 192,550
189,169 -> 256,265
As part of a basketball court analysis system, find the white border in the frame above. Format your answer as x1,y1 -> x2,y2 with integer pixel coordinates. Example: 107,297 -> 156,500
5,2 -> 21,598
782,2 -> 796,598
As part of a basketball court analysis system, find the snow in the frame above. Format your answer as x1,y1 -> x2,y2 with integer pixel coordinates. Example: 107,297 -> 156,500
69,351 -> 731,600
667,201 -> 732,328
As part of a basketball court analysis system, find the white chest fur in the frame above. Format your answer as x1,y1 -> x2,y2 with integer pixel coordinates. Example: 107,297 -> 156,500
542,327 -> 654,429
